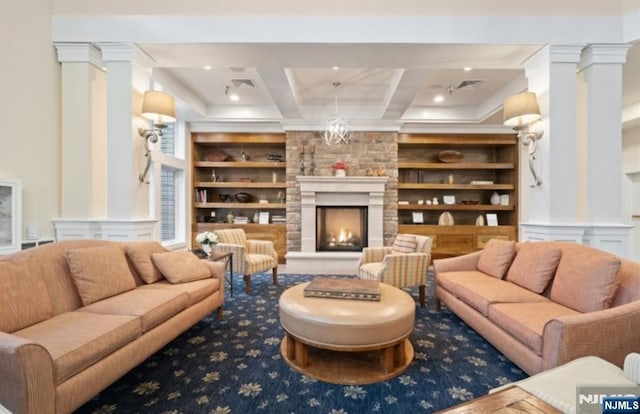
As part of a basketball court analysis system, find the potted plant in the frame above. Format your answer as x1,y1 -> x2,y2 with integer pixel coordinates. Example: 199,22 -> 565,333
332,161 -> 349,177
195,231 -> 219,257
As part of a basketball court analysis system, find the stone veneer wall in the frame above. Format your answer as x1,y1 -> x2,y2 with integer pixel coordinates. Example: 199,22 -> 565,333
285,131 -> 398,252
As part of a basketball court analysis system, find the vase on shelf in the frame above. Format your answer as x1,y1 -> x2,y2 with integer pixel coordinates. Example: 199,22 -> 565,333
227,211 -> 235,223
490,192 -> 500,205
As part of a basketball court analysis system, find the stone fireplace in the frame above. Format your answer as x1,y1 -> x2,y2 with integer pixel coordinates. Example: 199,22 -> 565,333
285,176 -> 388,274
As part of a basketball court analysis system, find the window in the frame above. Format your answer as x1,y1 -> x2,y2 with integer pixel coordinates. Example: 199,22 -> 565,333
152,118 -> 186,247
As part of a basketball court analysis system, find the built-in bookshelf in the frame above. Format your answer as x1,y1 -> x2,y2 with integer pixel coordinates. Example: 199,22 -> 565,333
191,133 -> 287,263
397,133 -> 519,259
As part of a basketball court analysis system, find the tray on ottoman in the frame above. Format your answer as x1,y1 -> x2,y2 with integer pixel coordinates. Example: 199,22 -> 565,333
303,277 -> 381,301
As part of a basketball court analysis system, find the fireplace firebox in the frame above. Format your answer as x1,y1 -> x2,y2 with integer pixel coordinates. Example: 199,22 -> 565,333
316,206 -> 368,252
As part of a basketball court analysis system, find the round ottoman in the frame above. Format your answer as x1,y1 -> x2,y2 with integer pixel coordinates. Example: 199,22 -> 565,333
279,281 -> 415,384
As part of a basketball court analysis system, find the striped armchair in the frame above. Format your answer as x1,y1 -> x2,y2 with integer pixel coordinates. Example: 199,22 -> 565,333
213,228 -> 278,294
357,234 -> 432,307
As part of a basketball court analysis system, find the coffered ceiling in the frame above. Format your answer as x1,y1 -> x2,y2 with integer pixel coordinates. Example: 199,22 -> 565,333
137,40 -> 640,129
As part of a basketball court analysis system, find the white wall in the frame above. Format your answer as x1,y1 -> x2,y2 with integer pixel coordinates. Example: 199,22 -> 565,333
0,0 -> 60,241
623,124 -> 640,260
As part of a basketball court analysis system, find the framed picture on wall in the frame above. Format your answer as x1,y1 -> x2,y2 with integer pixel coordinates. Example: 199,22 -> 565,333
0,178 -> 22,255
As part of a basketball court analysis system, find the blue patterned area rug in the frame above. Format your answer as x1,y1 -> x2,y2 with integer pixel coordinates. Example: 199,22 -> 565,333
76,274 -> 526,414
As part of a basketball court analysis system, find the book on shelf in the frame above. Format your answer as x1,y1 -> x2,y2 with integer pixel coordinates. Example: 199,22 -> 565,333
196,189 -> 208,203
233,216 -> 249,224
303,277 -> 381,301
470,180 -> 494,185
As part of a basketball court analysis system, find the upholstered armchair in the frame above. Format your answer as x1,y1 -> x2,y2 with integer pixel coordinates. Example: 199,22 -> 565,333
213,228 -> 278,294
357,234 -> 432,307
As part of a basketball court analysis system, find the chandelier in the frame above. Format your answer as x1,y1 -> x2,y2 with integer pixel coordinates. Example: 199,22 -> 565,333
323,82 -> 351,146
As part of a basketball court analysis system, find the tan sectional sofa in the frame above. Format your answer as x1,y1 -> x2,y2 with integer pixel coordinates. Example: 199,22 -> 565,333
433,240 -> 640,376
0,240 -> 226,414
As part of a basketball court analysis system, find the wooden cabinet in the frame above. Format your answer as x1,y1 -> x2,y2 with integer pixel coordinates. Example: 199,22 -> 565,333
191,133 -> 287,263
397,133 -> 519,259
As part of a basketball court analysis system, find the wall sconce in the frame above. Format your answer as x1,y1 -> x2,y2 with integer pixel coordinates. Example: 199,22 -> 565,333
138,90 -> 176,183
503,91 -> 544,187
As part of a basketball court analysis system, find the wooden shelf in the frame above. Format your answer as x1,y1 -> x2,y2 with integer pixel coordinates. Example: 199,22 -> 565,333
192,132 -> 288,263
398,204 -> 514,211
195,181 -> 287,188
398,183 -> 515,190
194,161 -> 285,168
398,133 -> 519,259
195,202 -> 286,209
398,162 -> 514,169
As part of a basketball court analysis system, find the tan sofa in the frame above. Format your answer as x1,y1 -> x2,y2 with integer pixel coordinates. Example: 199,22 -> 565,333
433,240 -> 640,376
0,240 -> 226,414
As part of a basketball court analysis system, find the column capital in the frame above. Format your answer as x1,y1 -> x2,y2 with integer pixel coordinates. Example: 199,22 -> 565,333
523,44 -> 583,78
98,42 -> 134,62
579,44 -> 631,71
54,42 -> 103,68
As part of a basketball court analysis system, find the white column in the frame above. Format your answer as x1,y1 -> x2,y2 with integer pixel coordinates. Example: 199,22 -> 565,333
53,43 -> 107,219
100,43 -> 136,220
579,44 -> 630,223
520,45 -> 586,242
578,44 -> 632,255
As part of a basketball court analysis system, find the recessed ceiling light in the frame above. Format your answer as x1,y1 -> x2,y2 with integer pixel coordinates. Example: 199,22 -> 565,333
433,95 -> 445,103
463,67 -> 472,72
229,93 -> 240,102
203,65 -> 212,70
332,66 -> 340,71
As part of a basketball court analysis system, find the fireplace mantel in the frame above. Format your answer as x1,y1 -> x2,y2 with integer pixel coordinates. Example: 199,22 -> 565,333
286,175 -> 389,274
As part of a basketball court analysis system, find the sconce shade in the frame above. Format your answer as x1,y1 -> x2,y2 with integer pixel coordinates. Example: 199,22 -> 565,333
141,91 -> 176,124
503,91 -> 541,129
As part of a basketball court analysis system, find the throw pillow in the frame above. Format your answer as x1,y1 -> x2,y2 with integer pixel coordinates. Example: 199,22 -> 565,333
477,239 -> 516,279
124,241 -> 168,283
392,234 -> 417,254
550,249 -> 621,313
0,256 -> 53,333
66,245 -> 137,305
506,243 -> 562,293
151,250 -> 212,284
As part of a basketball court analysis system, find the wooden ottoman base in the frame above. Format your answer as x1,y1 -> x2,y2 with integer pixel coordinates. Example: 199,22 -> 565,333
280,331 -> 414,385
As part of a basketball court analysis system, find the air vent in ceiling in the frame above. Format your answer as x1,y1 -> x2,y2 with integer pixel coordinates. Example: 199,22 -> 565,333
231,79 -> 255,88
456,79 -> 485,90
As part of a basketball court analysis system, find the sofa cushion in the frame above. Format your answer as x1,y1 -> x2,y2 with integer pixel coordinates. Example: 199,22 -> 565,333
79,288 -> 189,332
436,271 -> 493,294
550,250 -> 622,313
488,302 -> 580,355
454,278 -> 550,316
506,243 -> 562,293
15,311 -> 141,385
66,245 -> 137,305
392,234 -> 417,254
477,239 -> 516,279
0,256 -> 53,333
151,250 -> 211,283
124,242 -> 167,284
139,278 -> 220,305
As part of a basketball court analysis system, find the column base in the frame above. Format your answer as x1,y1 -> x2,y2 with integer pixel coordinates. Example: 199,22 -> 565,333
520,222 -> 633,258
53,219 -> 157,241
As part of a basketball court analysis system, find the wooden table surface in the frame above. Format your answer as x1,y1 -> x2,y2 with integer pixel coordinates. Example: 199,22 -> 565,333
435,386 -> 562,413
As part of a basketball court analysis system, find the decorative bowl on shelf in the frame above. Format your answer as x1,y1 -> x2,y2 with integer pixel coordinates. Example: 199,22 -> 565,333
437,150 -> 464,163
218,194 -> 230,202
461,200 -> 480,205
205,149 -> 230,161
234,192 -> 252,203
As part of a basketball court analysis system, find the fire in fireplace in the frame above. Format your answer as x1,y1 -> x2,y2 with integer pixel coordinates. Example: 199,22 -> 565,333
316,206 -> 368,252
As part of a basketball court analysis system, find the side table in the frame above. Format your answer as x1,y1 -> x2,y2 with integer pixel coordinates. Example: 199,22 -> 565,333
208,252 -> 234,296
